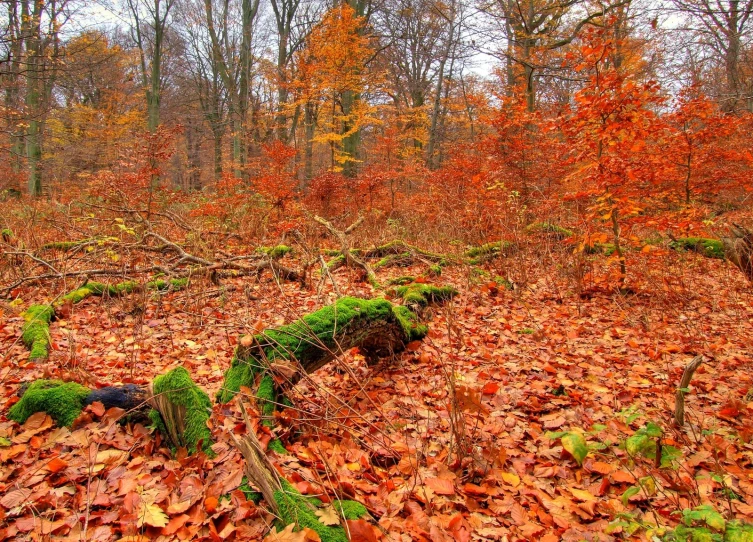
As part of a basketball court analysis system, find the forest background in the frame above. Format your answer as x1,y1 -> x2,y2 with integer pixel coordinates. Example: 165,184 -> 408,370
2,0 -> 753,539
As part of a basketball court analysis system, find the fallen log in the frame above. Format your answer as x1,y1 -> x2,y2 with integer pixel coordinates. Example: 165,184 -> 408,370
9,367 -> 214,455
217,296 -> 428,403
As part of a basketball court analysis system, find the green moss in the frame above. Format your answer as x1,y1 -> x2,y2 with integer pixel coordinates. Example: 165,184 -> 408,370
257,245 -> 292,259
150,367 -> 214,456
22,305 -> 54,360
671,237 -> 725,259
465,241 -> 513,264
335,500 -> 368,520
326,254 -> 346,270
373,252 -> 412,271
218,298 -> 426,402
391,305 -> 428,341
1,228 -> 14,240
257,373 -> 277,426
322,249 -> 342,257
146,277 -> 189,291
274,480 -> 368,542
494,276 -> 513,290
268,439 -> 287,454
40,239 -> 90,251
525,222 -> 574,238
388,276 -> 415,286
427,264 -> 442,277
393,284 -> 458,307
216,354 -> 264,403
8,380 -> 91,426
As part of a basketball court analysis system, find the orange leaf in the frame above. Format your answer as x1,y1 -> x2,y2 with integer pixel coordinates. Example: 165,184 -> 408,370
161,514 -> 190,535
204,496 -> 219,514
46,457 -> 68,473
482,382 -> 499,395
425,477 -> 455,495
345,519 -> 378,542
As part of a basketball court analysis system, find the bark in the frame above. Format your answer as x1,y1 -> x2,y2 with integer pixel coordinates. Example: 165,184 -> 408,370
724,223 -> 753,282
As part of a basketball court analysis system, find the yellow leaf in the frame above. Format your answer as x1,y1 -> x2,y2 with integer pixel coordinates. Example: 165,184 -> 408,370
570,488 -> 596,502
499,472 -> 520,487
137,502 -> 169,528
315,505 -> 341,526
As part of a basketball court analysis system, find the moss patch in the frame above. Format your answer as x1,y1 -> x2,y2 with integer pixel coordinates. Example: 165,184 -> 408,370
465,241 -> 513,264
146,277 -> 189,291
274,480 -> 368,542
388,276 -> 415,286
525,222 -> 574,239
257,373 -> 277,426
256,245 -> 292,259
22,305 -> 54,360
393,284 -> 458,307
670,237 -> 725,259
8,380 -> 91,426
150,367 -> 214,455
216,354 -> 265,403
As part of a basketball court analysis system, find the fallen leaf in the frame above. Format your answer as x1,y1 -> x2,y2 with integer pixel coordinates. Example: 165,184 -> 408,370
315,505 -> 340,526
137,502 -> 169,528
0,488 -> 31,509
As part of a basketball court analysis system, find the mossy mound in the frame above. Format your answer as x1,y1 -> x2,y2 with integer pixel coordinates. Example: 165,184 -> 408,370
465,241 -> 514,265
21,305 -> 55,360
150,367 -> 214,455
525,222 -> 574,239
256,245 -> 293,259
274,479 -> 368,542
8,380 -> 91,426
218,297 -> 427,403
670,237 -> 725,259
393,284 -> 458,307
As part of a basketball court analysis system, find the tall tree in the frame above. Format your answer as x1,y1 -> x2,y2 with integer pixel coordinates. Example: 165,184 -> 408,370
203,0 -> 261,180
126,0 -> 176,133
671,0 -> 753,111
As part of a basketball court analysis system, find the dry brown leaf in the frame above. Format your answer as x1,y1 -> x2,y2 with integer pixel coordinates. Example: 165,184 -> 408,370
0,488 -> 31,509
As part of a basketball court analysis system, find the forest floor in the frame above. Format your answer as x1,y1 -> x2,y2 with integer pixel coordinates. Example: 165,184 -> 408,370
1,196 -> 753,542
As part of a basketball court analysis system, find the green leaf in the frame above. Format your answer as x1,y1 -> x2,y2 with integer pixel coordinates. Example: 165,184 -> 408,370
561,432 -> 588,465
626,434 -> 649,456
621,486 -> 641,506
643,422 -> 663,438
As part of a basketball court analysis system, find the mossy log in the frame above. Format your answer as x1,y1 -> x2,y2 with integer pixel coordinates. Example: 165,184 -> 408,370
9,367 -> 212,454
217,296 -> 427,403
19,279 -> 190,361
10,380 -> 151,427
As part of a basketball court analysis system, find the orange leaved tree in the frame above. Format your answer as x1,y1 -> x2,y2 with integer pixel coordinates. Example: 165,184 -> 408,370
561,30 -> 664,285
